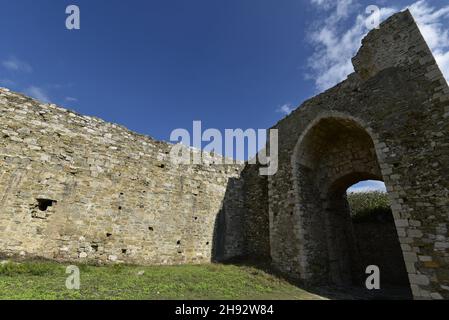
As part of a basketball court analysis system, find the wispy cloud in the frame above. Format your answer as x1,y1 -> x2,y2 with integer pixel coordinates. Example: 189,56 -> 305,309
307,1 -> 395,91
0,79 -> 16,87
65,96 -> 78,102
1,56 -> 33,73
311,0 -> 355,23
409,1 -> 449,84
276,103 -> 295,115
49,83 -> 74,89
307,0 -> 449,91
24,86 -> 51,103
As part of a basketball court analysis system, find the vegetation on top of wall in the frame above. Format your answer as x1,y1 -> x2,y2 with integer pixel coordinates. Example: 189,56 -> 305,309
347,191 -> 393,223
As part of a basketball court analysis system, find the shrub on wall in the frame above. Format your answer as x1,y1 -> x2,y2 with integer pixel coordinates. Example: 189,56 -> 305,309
347,191 -> 392,223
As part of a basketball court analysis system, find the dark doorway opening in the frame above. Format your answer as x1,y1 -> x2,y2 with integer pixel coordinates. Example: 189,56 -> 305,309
345,180 -> 412,299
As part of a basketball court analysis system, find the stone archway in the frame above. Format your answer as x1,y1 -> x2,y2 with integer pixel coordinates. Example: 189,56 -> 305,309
292,114 -> 411,293
253,11 -> 449,299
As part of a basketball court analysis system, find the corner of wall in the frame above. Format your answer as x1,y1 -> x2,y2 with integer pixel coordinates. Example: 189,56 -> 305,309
352,9 -> 445,84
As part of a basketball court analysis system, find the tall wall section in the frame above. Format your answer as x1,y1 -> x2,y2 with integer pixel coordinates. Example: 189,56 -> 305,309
0,88 -> 245,265
244,10 -> 449,299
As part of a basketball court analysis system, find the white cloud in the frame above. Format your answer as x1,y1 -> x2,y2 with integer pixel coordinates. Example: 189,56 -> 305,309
24,86 -> 51,103
0,79 -> 16,87
408,1 -> 449,84
65,96 -> 78,102
310,0 -> 331,6
1,56 -> 33,73
348,180 -> 387,193
276,103 -> 295,115
311,0 -> 354,21
307,0 -> 449,91
436,51 -> 449,81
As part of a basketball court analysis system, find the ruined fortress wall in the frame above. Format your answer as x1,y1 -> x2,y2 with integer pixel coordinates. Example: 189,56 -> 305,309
1,9 -> 449,300
243,11 -> 449,299
213,164 -> 270,262
0,88 -> 244,265
241,164 -> 270,260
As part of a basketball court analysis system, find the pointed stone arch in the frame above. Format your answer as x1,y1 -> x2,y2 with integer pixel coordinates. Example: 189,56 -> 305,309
291,113 -> 410,290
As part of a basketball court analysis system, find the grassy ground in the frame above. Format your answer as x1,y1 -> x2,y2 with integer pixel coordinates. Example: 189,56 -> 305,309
0,260 -> 324,300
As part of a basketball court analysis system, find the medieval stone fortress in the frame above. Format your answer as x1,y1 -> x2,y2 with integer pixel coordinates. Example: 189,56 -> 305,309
1,10 -> 448,300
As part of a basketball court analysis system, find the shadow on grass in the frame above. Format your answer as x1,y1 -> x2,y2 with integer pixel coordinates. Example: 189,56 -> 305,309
218,256 -> 412,300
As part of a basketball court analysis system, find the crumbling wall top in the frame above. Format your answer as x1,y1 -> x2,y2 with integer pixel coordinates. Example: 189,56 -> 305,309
352,10 -> 435,81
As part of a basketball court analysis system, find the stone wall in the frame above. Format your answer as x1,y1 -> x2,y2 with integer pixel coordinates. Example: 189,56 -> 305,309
1,9 -> 449,300
0,88 -> 244,265
241,164 -> 271,260
353,218 -> 410,287
246,10 -> 449,299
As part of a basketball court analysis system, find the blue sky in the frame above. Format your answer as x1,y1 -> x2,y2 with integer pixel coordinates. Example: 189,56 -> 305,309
1,0 -> 448,192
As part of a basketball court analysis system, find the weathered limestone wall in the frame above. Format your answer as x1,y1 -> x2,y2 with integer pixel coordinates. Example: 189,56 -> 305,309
243,10 -> 449,299
0,88 -> 244,265
214,164 -> 271,262
241,164 -> 270,260
1,9 -> 448,301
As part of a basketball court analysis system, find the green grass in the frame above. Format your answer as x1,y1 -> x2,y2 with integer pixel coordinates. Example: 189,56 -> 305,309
0,260 -> 323,300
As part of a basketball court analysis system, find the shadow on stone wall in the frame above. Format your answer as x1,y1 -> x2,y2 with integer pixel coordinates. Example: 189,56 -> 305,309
212,176 -> 245,262
212,164 -> 271,263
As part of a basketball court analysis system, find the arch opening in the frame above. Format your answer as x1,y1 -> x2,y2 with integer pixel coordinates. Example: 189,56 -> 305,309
347,181 -> 411,297
293,116 -> 412,298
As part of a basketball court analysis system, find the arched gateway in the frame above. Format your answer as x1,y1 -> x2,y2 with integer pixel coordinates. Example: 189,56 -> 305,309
240,10 -> 449,299
292,114 -> 411,295
293,115 -> 388,285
